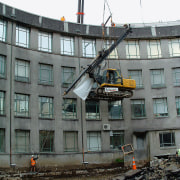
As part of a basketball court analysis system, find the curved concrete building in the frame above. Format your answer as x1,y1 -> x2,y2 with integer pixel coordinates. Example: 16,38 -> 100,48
0,2 -> 180,168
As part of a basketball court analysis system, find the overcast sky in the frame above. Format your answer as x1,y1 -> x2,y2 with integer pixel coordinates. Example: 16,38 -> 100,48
1,0 -> 180,26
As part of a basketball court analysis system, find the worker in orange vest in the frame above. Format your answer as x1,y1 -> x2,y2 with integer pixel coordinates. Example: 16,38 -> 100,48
61,16 -> 65,21
31,155 -> 38,172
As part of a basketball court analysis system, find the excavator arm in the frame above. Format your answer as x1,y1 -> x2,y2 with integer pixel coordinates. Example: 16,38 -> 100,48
64,25 -> 132,96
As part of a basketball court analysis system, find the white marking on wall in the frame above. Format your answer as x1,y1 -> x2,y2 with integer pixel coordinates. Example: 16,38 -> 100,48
151,26 -> 156,36
64,22 -> 68,32
86,25 -> 89,34
2,5 -> 6,15
39,16 -> 42,25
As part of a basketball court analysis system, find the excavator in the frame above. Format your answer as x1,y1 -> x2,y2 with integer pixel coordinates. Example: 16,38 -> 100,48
64,25 -> 136,101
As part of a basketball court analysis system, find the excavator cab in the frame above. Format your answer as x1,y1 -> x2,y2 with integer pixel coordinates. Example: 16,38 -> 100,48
101,68 -> 122,84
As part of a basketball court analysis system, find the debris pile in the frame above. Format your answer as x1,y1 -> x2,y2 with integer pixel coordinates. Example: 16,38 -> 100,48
113,155 -> 180,180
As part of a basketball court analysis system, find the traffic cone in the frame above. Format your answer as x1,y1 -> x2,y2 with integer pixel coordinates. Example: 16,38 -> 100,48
132,156 -> 137,170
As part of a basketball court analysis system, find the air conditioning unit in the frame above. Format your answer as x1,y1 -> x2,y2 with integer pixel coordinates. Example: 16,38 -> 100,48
103,124 -> 110,131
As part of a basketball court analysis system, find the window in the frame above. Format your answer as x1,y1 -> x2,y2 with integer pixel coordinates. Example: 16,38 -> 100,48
87,131 -> 101,151
63,131 -> 78,152
38,31 -> 52,52
62,98 -> 77,119
0,91 -> 5,115
60,36 -> 74,55
61,67 -> 75,88
169,38 -> 180,57
14,93 -> 29,117
104,40 -> 118,59
39,97 -> 53,118
16,25 -> 29,48
15,60 -> 30,82
108,101 -> 123,119
126,41 -> 140,59
159,132 -> 175,147
0,19 -> 6,42
82,39 -> 96,58
176,97 -> 180,116
15,130 -> 30,152
153,98 -> 168,117
172,68 -> 180,86
0,55 -> 6,78
131,99 -> 146,118
0,129 -> 5,152
40,130 -> 54,152
128,70 -> 143,88
151,69 -> 165,88
39,64 -> 53,85
110,131 -> 124,150
86,101 -> 100,119
147,40 -> 162,58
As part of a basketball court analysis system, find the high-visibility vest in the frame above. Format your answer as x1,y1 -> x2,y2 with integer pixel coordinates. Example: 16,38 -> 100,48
31,157 -> 36,166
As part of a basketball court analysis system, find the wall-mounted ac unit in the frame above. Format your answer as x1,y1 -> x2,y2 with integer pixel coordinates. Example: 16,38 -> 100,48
103,124 -> 110,131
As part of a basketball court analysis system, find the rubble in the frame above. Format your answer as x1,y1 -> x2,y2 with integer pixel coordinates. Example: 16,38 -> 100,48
113,155 -> 180,180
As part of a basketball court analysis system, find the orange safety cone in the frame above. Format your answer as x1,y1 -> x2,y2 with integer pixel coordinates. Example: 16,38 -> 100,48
132,156 -> 137,170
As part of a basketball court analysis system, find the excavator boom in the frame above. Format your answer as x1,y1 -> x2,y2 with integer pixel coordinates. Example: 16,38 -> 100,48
64,25 -> 132,96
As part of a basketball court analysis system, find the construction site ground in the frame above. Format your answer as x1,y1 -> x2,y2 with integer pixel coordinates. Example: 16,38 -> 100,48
1,155 -> 180,179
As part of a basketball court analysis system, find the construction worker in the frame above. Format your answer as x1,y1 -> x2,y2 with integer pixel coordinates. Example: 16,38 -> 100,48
30,155 -> 38,172
61,16 -> 65,21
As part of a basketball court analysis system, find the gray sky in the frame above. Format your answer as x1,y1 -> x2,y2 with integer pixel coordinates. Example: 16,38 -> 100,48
0,0 -> 180,26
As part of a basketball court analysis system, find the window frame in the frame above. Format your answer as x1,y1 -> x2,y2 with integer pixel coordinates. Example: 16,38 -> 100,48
0,19 -> 7,42
108,100 -> 123,120
82,39 -> 96,58
39,96 -> 53,119
172,68 -> 180,86
39,63 -> 53,85
0,129 -> 5,152
0,55 -> 6,78
104,40 -> 118,59
15,59 -> 30,82
159,132 -> 175,147
87,131 -> 101,151
62,98 -> 77,119
39,130 -> 54,152
60,36 -> 75,56
0,91 -> 5,115
61,67 -> 75,88
153,98 -> 168,117
15,130 -> 30,153
63,131 -> 78,152
176,96 -> 180,116
85,100 -> 100,120
126,40 -> 140,59
168,38 -> 180,57
16,25 -> 30,48
147,40 -> 162,58
38,31 -> 52,52
110,130 -> 124,150
151,69 -> 165,88
14,93 -> 29,117
131,99 -> 146,119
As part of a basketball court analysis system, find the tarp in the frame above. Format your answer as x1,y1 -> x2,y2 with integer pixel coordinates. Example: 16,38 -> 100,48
73,73 -> 94,100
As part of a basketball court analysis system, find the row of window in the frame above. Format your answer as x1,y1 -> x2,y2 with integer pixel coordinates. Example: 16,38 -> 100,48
1,55 -> 180,88
0,129 -> 124,153
1,91 -> 180,119
0,128 -> 175,153
1,19 -> 180,58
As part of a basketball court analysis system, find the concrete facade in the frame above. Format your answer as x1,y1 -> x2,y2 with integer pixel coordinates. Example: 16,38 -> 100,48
0,2 -> 180,168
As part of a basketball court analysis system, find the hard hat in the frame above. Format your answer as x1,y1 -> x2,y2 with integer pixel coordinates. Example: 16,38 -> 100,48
32,155 -> 34,157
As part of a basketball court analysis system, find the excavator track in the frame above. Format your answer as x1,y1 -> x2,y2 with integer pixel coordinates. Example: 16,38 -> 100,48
87,87 -> 133,101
